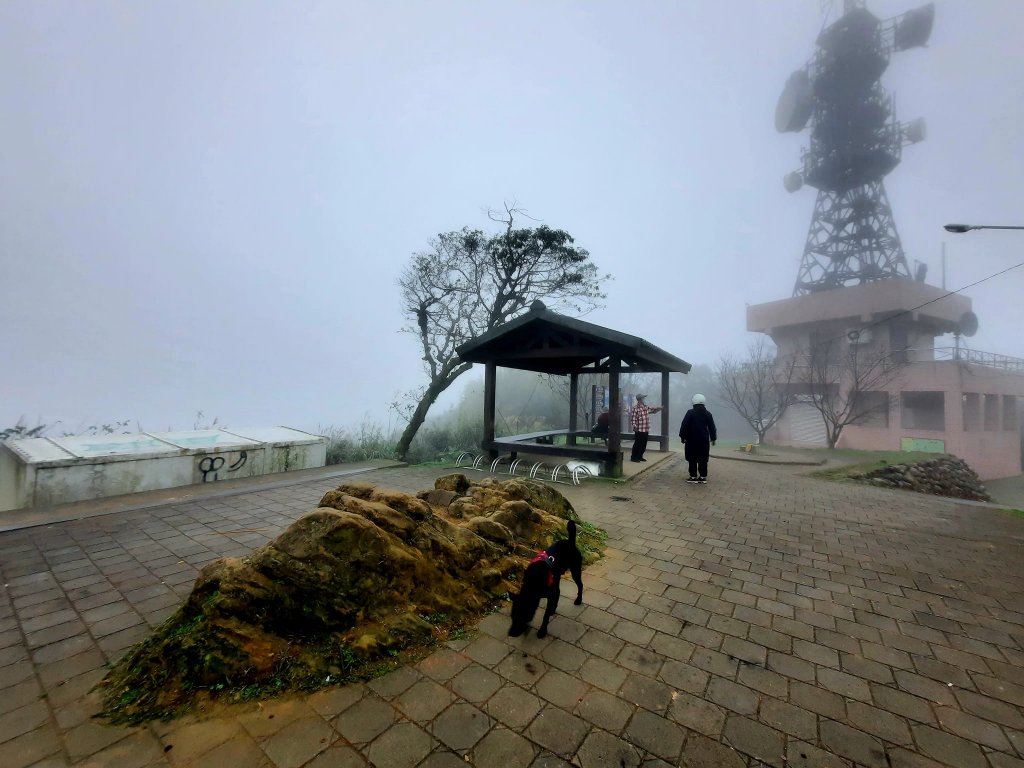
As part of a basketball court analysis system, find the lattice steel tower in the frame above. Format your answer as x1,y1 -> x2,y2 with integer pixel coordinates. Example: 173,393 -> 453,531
776,0 -> 934,296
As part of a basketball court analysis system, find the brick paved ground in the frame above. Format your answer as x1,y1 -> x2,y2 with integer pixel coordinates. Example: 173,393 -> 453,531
2,456 -> 1023,767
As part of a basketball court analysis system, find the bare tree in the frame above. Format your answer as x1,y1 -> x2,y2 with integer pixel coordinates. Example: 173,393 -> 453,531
799,334 -> 905,449
394,206 -> 607,460
716,340 -> 796,444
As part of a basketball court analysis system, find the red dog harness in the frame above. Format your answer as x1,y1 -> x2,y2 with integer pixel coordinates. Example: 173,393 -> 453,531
531,551 -> 555,588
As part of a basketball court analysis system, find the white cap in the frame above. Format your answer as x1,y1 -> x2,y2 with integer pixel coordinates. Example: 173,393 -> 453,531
692,393 -> 706,405
636,393 -> 647,400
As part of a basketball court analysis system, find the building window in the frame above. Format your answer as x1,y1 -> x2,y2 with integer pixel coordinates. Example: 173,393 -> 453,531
852,391 -> 889,427
962,393 -> 980,432
984,395 -> 1000,431
901,391 -> 945,431
889,325 -> 909,364
1004,396 -> 1018,431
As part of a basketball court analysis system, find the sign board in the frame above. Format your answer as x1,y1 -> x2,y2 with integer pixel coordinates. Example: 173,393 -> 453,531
900,437 -> 945,453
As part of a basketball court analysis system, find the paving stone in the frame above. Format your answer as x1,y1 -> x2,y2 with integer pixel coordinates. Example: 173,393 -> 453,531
577,629 -> 625,660
576,728 -> 641,768
953,688 -> 1024,729
624,707 -> 686,761
306,684 -> 365,718
846,700 -> 914,746
364,721 -> 434,768
416,650 -> 471,682
450,663 -> 503,703
785,739 -> 853,768
470,726 -> 536,768
706,676 -> 760,715
723,636 -> 768,666
261,716 -> 333,768
526,706 -> 588,758
680,732 -> 747,768
934,705 -> 1012,752
580,656 -> 628,692
975,675 -> 1024,707
236,700 -> 317,741
0,726 -> 62,768
496,651 -> 550,687
910,724 -> 988,768
464,635 -> 512,668
818,719 -> 889,768
611,620 -> 655,645
0,701 -> 52,744
758,698 -> 817,741
894,670 -> 959,706
649,632 -> 695,663
540,639 -> 588,673
616,643 -> 664,676
367,664 -> 421,699
618,672 -> 672,713
64,721 -> 135,761
739,664 -> 788,699
535,668 -> 589,710
869,683 -> 937,724
575,688 -> 634,732
394,679 -> 454,723
690,647 -> 740,679
334,696 -> 396,745
722,715 -> 786,767
817,667 -> 871,702
301,744 -> 366,768
666,690 -> 725,737
433,701 -> 492,751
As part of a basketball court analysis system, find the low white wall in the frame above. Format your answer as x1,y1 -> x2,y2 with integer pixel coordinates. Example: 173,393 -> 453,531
0,428 -> 327,513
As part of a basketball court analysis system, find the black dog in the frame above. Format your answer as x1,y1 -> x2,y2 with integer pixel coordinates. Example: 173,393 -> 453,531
508,520 -> 584,639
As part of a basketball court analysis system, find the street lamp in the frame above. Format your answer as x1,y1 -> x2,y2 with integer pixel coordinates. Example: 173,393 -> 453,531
944,224 -> 1024,233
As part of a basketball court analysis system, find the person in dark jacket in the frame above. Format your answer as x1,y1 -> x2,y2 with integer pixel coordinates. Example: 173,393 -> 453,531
678,393 -> 717,484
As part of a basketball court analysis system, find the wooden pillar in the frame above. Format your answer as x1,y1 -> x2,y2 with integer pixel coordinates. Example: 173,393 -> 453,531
484,362 -> 497,458
659,370 -> 670,451
568,373 -> 578,445
608,359 -> 623,477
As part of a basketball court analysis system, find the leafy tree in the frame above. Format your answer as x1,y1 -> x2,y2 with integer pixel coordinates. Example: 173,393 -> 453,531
716,339 -> 796,444
394,207 -> 607,460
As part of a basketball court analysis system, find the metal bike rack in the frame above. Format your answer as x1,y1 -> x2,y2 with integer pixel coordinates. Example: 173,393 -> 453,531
571,464 -> 596,485
455,452 -> 474,468
528,462 -> 546,479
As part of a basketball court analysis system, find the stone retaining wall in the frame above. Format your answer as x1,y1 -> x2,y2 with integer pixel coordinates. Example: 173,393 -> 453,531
853,456 -> 990,501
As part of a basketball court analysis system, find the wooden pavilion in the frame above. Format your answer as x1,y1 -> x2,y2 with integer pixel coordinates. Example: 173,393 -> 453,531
455,300 -> 692,477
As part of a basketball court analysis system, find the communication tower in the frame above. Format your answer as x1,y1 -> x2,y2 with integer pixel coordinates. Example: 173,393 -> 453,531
776,0 -> 935,296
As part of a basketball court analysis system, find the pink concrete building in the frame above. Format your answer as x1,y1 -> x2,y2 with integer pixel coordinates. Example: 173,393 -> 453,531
747,279 -> 1024,480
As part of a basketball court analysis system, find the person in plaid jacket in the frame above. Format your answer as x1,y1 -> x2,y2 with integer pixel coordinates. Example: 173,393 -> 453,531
630,393 -> 662,462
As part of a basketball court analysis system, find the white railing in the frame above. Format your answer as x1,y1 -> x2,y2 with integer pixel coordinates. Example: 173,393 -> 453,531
928,347 -> 1024,372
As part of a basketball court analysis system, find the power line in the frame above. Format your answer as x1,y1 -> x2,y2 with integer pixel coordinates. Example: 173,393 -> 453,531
842,259 -> 1024,344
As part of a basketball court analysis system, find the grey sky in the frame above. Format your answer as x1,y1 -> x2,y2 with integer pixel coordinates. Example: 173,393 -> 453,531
2,1 -> 1022,435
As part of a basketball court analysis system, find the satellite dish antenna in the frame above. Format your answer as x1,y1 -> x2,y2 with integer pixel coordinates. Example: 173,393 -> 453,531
894,2 -> 935,50
957,311 -> 979,337
783,171 -> 804,193
904,118 -> 927,144
775,70 -> 813,133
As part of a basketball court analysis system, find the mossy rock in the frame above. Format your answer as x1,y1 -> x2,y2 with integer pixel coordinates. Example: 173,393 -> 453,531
97,476 -> 602,724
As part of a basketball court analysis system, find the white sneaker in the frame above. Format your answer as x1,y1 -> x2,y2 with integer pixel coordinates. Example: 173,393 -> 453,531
698,477 -> 707,484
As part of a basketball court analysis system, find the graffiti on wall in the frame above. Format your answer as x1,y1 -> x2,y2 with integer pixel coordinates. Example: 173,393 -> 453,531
198,451 -> 248,482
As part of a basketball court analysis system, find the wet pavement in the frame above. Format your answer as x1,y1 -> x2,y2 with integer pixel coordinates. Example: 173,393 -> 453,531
2,455 -> 1024,767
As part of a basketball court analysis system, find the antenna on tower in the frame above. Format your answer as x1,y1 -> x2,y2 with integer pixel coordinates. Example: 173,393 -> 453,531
775,2 -> 935,296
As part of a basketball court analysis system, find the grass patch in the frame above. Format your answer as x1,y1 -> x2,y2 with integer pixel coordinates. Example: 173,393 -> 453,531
810,451 -> 949,481
1006,509 -> 1024,519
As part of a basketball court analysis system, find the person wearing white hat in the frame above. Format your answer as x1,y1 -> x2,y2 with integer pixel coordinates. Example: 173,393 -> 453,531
679,393 -> 717,483
629,393 -> 662,462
